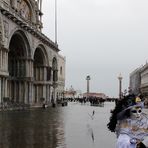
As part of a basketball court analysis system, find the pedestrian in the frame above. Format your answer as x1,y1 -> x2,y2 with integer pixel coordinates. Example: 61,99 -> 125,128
107,94 -> 148,148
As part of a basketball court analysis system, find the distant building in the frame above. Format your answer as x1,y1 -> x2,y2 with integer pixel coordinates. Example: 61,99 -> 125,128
64,86 -> 76,99
140,63 -> 148,97
83,92 -> 107,99
130,63 -> 148,108
129,67 -> 142,95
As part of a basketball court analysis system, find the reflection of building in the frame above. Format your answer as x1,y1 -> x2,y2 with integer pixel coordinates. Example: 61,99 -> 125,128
83,92 -> 107,99
0,0 -> 65,106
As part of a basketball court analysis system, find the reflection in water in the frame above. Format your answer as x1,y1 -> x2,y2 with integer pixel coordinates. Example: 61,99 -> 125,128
87,125 -> 95,142
0,102 -> 116,148
0,108 -> 66,148
87,110 -> 95,142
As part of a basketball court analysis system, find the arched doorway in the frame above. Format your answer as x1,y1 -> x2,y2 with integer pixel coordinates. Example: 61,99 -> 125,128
33,46 -> 50,104
8,30 -> 31,104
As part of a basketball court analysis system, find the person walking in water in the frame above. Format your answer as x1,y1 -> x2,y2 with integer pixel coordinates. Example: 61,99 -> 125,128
88,110 -> 95,120
107,94 -> 148,148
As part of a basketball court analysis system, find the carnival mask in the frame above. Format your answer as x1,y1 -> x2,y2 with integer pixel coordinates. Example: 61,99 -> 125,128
130,107 -> 142,119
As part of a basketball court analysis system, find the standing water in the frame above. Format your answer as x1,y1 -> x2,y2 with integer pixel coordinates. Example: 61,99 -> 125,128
0,102 -> 116,148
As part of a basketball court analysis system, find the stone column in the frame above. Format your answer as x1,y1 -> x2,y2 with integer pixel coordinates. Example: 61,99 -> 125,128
36,67 -> 38,81
29,60 -> 31,77
13,59 -> 15,76
0,50 -> 1,69
4,51 -> 7,71
14,81 -> 16,102
16,60 -> 19,76
44,67 -> 46,81
36,85 -> 38,103
51,69 -> 53,82
31,82 -> 33,104
5,78 -> 7,97
28,82 -> 33,104
50,87 -> 53,102
24,82 -> 27,104
0,78 -> 1,103
40,67 -> 42,81
1,78 -> 4,102
3,52 -> 5,71
19,82 -> 22,102
31,61 -> 33,78
54,88 -> 57,103
46,85 -> 49,103
36,67 -> 38,80
2,78 -> 5,99
26,61 -> 28,77
0,50 -> 3,69
6,52 -> 8,71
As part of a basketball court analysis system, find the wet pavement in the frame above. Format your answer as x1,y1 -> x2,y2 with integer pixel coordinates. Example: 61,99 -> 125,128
0,102 -> 116,148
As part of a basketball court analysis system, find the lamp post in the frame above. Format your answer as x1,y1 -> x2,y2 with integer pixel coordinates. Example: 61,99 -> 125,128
118,73 -> 123,100
86,75 -> 90,98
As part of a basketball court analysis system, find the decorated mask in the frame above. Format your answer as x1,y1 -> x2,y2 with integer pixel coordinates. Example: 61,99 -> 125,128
130,106 -> 142,119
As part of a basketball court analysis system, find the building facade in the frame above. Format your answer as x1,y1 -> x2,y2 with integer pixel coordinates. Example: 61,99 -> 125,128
0,0 -> 65,107
129,67 -> 141,95
140,64 -> 148,97
83,92 -> 107,99
130,64 -> 148,96
130,64 -> 148,107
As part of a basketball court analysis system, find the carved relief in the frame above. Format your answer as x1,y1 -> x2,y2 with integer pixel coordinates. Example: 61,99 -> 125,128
17,0 -> 31,21
11,0 -> 17,10
10,0 -> 31,21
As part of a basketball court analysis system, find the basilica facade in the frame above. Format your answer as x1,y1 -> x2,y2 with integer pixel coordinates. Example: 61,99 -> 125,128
0,0 -> 65,107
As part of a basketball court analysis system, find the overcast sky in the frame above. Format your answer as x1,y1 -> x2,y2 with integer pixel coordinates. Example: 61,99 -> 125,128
42,0 -> 148,97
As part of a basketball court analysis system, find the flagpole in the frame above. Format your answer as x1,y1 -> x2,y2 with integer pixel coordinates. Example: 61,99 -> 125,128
55,0 -> 58,45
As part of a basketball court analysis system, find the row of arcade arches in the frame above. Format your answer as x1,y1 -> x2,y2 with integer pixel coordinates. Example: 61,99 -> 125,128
7,30 -> 58,104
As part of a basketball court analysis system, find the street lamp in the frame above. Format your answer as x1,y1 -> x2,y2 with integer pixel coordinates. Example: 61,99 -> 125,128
86,75 -> 91,98
118,73 -> 123,100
